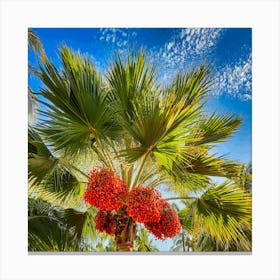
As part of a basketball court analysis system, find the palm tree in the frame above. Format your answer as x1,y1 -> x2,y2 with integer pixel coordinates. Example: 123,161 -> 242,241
28,45 -> 252,252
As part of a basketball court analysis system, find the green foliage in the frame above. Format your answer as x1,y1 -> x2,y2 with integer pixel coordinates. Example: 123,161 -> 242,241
179,181 -> 252,249
188,112 -> 242,146
134,226 -> 159,252
28,198 -> 85,251
35,46 -> 117,155
28,128 -> 83,206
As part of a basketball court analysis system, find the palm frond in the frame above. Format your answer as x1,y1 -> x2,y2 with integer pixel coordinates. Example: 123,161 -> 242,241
234,163 -> 252,192
179,181 -> 252,246
168,64 -> 213,106
28,198 -> 81,251
188,112 -> 242,145
118,92 -> 202,164
35,46 -> 117,155
182,152 -> 242,178
107,49 -> 157,121
28,127 -> 84,205
28,87 -> 39,122
28,198 -> 95,251
134,226 -> 159,252
195,228 -> 252,251
28,29 -> 45,57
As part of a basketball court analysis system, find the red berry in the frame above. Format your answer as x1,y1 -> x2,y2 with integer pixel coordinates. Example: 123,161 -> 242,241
84,167 -> 128,210
127,186 -> 161,223
144,199 -> 181,240
94,210 -> 116,235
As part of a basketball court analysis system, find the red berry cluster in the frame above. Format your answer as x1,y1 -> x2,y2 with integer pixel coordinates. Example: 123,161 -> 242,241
145,199 -> 182,240
84,167 -> 181,240
94,210 -> 116,235
84,167 -> 128,210
127,187 -> 161,223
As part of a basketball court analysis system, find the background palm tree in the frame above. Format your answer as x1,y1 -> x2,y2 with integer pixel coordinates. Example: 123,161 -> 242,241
28,41 -> 252,252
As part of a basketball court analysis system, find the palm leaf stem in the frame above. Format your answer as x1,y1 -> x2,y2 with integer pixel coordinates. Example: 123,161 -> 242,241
95,137 -> 115,172
131,152 -> 149,189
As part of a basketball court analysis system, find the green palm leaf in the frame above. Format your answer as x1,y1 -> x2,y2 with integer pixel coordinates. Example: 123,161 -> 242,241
168,64 -> 213,106
28,198 -> 95,251
28,127 -> 84,205
189,112 -> 242,145
35,46 -> 117,155
179,181 -> 251,246
107,50 -> 157,121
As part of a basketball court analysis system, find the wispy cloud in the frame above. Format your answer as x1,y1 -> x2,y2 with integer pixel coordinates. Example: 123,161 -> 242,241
178,28 -> 223,56
150,28 -> 224,82
98,28 -> 137,48
213,53 -> 252,101
96,28 -> 251,101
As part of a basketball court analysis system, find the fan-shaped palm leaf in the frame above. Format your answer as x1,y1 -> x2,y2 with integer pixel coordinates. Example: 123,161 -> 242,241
35,46 -> 117,155
28,127 -> 84,205
28,198 -> 96,251
188,112 -> 242,145
179,181 -> 251,246
168,64 -> 213,106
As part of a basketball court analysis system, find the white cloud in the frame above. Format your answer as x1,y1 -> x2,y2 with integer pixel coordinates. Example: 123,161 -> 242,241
98,28 -> 136,49
96,28 -> 252,102
213,53 -> 252,100
150,28 -> 223,82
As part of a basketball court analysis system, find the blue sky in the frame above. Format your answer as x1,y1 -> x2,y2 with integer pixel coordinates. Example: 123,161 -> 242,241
29,28 -> 252,165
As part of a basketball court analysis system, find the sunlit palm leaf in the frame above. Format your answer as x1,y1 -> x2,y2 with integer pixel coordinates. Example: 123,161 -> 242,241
119,92 -> 202,164
134,226 -> 159,252
168,64 -> 213,106
195,228 -> 251,252
179,181 -> 251,246
182,152 -> 241,178
234,163 -> 252,192
189,112 -> 242,145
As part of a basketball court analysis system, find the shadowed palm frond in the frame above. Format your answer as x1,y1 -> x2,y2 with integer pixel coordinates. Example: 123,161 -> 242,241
28,127 -> 84,205
35,46 -> 118,155
107,50 -> 157,121
28,198 -> 95,251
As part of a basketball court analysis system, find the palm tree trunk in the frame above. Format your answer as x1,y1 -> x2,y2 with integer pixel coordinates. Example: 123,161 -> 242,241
115,206 -> 137,252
